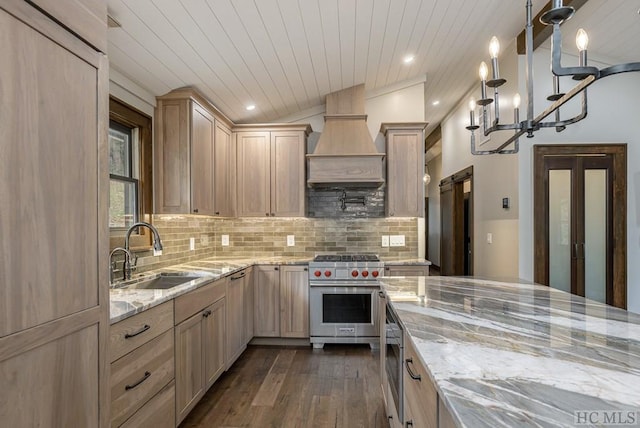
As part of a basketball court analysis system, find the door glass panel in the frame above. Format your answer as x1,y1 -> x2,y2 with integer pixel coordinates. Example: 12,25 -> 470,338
549,170 -> 572,293
322,294 -> 372,323
584,169 -> 607,303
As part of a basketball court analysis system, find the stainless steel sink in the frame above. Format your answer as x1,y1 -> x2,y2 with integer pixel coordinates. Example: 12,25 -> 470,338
123,273 -> 201,290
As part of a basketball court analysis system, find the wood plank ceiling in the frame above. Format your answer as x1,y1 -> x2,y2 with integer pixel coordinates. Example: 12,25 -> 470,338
107,0 -> 639,136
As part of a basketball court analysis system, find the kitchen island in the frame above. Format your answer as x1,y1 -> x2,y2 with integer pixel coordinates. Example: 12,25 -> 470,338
380,276 -> 640,427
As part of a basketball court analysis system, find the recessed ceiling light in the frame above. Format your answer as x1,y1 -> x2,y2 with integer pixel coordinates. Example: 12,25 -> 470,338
432,100 -> 440,106
245,104 -> 256,111
403,55 -> 415,64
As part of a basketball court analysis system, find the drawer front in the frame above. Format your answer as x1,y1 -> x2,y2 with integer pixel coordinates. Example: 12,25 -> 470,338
110,300 -> 174,363
403,336 -> 438,428
119,380 -> 175,428
175,278 -> 225,324
111,329 -> 175,427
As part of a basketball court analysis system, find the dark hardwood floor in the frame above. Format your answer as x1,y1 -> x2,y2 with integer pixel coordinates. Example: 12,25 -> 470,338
179,344 -> 388,428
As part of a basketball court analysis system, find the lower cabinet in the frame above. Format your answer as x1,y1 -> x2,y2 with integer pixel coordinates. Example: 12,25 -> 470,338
110,301 -> 175,428
403,332 -> 438,428
254,265 -> 310,338
243,267 -> 254,345
174,279 -> 226,426
119,381 -> 175,428
226,269 -> 247,368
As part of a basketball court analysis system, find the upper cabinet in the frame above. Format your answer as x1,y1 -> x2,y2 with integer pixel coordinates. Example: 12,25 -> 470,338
382,123 -> 427,217
235,125 -> 311,217
154,88 -> 236,216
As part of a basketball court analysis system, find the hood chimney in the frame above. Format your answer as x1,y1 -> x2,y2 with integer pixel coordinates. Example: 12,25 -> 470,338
307,84 -> 385,187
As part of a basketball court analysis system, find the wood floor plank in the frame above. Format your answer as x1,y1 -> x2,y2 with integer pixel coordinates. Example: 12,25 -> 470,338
251,349 -> 297,407
179,345 -> 388,428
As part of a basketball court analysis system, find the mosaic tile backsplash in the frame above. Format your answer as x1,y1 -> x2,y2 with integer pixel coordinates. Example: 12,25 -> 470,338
127,215 -> 419,273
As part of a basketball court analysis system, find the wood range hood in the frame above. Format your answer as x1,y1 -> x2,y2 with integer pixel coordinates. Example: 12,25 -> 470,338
307,84 -> 385,188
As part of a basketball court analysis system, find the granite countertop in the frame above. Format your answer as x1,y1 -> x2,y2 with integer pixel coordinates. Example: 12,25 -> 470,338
110,256 -> 311,324
380,276 -> 640,427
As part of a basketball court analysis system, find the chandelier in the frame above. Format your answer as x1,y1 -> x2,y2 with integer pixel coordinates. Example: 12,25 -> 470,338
466,0 -> 640,155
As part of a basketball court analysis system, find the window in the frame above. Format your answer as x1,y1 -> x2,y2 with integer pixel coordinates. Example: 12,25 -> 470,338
109,97 -> 153,249
109,120 -> 139,228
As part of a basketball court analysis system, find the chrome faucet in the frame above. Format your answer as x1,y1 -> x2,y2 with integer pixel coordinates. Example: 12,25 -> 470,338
109,247 -> 133,285
120,222 -> 164,281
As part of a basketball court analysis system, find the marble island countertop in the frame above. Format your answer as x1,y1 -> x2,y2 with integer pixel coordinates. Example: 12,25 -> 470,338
380,276 -> 640,428
110,256 -> 311,324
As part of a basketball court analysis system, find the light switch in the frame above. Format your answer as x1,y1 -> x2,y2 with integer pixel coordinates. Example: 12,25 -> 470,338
390,235 -> 405,247
287,235 -> 295,246
221,235 -> 230,246
189,237 -> 195,251
381,236 -> 390,247
487,233 -> 493,244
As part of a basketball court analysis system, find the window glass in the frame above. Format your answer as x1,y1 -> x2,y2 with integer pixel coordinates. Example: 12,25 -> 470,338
109,120 -> 138,229
109,126 -> 130,176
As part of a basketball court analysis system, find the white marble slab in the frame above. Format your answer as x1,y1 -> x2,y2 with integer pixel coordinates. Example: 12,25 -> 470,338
380,276 -> 640,428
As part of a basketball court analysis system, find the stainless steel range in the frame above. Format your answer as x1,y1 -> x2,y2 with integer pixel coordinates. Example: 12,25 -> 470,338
309,254 -> 383,348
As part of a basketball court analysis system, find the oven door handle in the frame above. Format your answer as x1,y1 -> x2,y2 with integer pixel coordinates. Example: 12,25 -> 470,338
405,358 -> 421,381
378,291 -> 385,298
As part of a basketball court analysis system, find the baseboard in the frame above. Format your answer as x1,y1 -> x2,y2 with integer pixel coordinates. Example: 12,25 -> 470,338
249,337 -> 311,347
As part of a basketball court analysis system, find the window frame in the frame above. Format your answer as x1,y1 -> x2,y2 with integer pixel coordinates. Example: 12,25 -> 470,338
108,96 -> 153,251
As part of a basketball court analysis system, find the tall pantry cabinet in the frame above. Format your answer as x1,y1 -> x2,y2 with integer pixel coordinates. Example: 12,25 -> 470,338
0,1 -> 109,427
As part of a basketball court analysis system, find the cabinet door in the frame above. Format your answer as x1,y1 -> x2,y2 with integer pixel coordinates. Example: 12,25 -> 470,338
384,266 -> 429,277
203,298 -> 226,390
191,102 -> 215,215
279,266 -> 309,338
243,267 -> 254,345
226,273 -> 246,368
237,131 -> 271,216
271,131 -> 306,217
403,335 -> 438,428
155,98 -> 190,213
175,311 -> 204,425
253,265 -> 281,337
214,120 -> 235,217
386,130 -> 424,217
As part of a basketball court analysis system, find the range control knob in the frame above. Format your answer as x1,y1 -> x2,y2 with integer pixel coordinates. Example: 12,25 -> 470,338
372,270 -> 379,278
314,270 -> 322,277
324,270 -> 332,277
351,270 -> 359,277
362,270 -> 369,277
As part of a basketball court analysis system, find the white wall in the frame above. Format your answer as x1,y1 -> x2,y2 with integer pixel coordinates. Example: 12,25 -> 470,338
518,47 -> 640,313
109,68 -> 156,117
440,41 -> 520,279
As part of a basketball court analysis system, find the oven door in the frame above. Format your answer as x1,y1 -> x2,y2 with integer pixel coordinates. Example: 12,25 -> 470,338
309,284 -> 379,338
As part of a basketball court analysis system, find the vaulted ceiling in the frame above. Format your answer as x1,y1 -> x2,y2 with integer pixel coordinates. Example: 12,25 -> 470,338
107,1 -> 640,137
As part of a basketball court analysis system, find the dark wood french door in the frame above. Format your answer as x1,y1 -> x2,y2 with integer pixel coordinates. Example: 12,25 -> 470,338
533,145 -> 626,309
440,166 -> 473,276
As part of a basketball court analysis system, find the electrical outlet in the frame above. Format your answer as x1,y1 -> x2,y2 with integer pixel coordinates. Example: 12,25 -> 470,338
390,235 -> 405,247
381,236 -> 390,247
221,234 -> 230,246
487,233 -> 493,244
287,235 -> 295,246
189,237 -> 195,251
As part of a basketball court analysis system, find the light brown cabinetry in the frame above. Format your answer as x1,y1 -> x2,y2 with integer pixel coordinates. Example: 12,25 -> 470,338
155,88 -> 235,216
254,265 -> 282,337
243,267 -> 255,345
280,266 -> 310,338
235,125 -> 310,217
174,279 -> 226,425
226,269 -> 247,368
381,123 -> 427,217
403,332 -> 438,428
0,2 -> 108,426
119,381 -> 175,428
384,265 -> 430,277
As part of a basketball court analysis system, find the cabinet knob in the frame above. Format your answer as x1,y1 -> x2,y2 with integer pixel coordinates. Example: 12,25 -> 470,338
215,211 -> 220,215
274,267 -> 279,271
266,213 -> 270,216
193,208 -> 199,213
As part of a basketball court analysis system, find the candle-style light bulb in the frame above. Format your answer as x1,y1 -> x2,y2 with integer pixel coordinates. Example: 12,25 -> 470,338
468,98 -> 477,128
513,93 -> 521,109
489,36 -> 500,59
479,62 -> 488,81
576,28 -> 589,51
469,98 -> 476,111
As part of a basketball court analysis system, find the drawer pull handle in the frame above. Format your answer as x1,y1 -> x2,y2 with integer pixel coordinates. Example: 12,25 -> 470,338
230,273 -> 245,280
124,324 -> 150,339
125,371 -> 151,391
203,310 -> 212,318
406,421 -> 414,427
405,358 -> 421,381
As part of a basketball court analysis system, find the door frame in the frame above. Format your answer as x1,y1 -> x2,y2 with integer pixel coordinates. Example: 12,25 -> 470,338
533,144 -> 627,309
